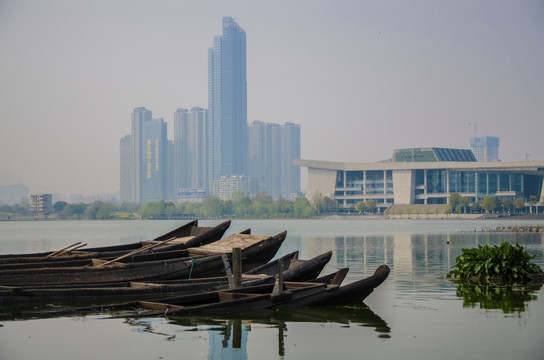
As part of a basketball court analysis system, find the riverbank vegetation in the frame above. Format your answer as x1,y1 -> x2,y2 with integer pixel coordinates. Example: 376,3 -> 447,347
1,192 -> 541,220
1,192 -> 330,220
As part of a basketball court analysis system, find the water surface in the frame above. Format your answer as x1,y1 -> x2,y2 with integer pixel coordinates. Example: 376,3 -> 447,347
1,219 -> 543,359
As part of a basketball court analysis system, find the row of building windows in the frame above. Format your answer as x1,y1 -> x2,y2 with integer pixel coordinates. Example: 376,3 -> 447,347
334,169 -> 539,200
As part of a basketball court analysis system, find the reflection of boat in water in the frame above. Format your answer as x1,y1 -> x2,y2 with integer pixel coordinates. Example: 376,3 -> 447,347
168,303 -> 391,335
124,304 -> 390,357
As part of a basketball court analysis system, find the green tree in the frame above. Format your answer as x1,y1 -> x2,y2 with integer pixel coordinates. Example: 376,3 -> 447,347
138,200 -> 166,219
366,199 -> 377,213
53,201 -> 67,213
502,198 -> 513,213
232,192 -> 252,218
459,196 -> 470,214
514,198 -> 525,213
354,201 -> 367,214
293,197 -> 315,218
449,193 -> 461,213
529,195 -> 538,213
96,202 -> 116,220
253,201 -> 269,218
252,191 -> 273,205
471,200 -> 481,213
202,197 -> 222,218
481,196 -> 497,213
61,203 -> 87,219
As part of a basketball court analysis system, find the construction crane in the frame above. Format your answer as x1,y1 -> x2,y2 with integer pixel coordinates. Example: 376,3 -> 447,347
467,122 -> 504,137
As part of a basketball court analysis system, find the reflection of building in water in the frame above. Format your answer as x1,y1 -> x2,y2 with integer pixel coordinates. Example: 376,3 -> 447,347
331,235 -> 394,274
208,320 -> 248,360
299,232 -> 543,284
392,234 -> 413,279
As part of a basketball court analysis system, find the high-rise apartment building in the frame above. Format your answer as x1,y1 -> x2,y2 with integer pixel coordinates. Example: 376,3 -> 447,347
280,122 -> 301,198
208,17 -> 248,191
119,135 -> 134,203
174,108 -> 190,190
174,107 -> 207,193
470,136 -> 500,162
140,117 -> 167,203
120,107 -> 168,204
248,121 -> 301,199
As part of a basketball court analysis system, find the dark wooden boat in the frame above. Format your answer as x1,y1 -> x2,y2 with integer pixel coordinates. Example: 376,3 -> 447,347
102,265 -> 390,318
0,231 -> 287,287
0,251 -> 333,307
0,223 -> 240,271
0,220 -> 232,265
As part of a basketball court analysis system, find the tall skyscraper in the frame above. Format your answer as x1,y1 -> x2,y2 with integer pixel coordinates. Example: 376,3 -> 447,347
140,117 -> 168,203
174,107 -> 207,193
470,136 -> 500,162
248,121 -> 301,199
174,108 -> 190,190
119,135 -> 134,203
120,107 -> 168,204
249,121 -> 281,198
280,122 -> 301,198
208,16 -> 248,191
188,107 -> 208,189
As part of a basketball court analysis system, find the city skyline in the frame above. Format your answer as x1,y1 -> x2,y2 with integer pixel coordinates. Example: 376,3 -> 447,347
1,1 -> 543,196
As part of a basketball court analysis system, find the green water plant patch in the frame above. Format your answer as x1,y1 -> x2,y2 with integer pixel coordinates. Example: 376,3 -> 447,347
447,241 -> 543,284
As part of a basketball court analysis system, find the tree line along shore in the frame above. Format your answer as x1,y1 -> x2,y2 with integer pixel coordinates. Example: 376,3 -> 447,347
1,192 -> 542,220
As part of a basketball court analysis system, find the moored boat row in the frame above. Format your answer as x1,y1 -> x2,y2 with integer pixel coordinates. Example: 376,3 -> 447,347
0,220 -> 390,319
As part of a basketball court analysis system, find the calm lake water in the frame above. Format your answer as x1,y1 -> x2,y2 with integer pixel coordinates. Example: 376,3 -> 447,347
1,219 -> 543,360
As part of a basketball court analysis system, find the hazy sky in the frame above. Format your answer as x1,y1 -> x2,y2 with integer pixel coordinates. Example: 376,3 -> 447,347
1,0 -> 543,196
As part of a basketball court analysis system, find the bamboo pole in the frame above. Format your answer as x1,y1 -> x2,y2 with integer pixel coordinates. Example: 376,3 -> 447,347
45,242 -> 81,258
97,236 -> 185,267
52,243 -> 88,257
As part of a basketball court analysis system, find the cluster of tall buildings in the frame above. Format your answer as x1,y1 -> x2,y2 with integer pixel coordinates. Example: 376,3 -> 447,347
120,17 -> 301,204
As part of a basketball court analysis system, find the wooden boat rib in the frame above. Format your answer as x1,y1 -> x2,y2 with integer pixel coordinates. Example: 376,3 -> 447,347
0,231 -> 286,287
0,220 -> 231,265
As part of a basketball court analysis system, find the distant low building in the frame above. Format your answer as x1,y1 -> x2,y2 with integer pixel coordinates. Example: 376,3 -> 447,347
29,194 -> 53,214
213,175 -> 258,200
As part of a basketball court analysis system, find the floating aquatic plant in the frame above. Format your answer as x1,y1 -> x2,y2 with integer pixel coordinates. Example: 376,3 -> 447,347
447,241 -> 543,283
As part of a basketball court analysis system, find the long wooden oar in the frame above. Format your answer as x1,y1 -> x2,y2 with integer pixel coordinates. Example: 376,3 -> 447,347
52,243 -> 88,257
45,242 -> 81,258
97,235 -> 192,267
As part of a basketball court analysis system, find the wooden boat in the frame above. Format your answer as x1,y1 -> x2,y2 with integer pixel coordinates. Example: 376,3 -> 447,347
101,265 -> 390,318
0,220 -> 232,265
0,231 -> 287,287
0,251 -> 333,307
0,223 -> 241,271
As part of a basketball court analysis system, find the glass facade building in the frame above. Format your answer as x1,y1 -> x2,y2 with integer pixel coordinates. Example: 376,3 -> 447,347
207,17 -> 247,191
296,148 -> 544,211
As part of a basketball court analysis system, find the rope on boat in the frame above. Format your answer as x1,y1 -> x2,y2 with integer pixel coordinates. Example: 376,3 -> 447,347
188,257 -> 199,279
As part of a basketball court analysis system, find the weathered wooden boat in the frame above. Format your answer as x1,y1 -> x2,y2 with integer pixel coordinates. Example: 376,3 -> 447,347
102,265 -> 390,318
0,220 -> 232,265
0,224 -> 243,271
0,231 -> 287,287
0,251 -> 333,307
